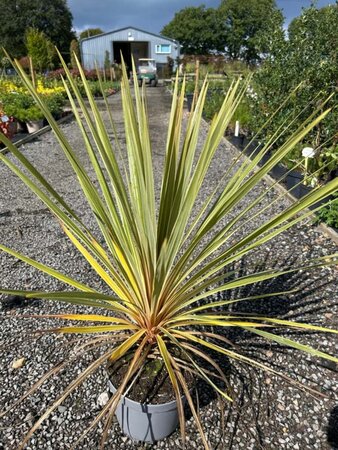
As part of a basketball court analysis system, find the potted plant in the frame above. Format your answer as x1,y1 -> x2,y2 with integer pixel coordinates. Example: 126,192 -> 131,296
282,146 -> 334,209
20,105 -> 45,133
185,80 -> 197,112
42,92 -> 66,120
107,351 -> 191,442
0,91 -> 44,133
0,92 -> 31,132
0,83 -> 67,133
0,109 -> 17,141
1,53 -> 338,449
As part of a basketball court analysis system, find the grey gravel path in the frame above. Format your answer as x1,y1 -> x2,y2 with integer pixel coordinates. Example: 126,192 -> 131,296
0,87 -> 338,450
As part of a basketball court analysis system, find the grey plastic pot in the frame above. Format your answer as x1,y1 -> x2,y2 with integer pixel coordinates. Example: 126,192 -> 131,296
107,380 -> 180,443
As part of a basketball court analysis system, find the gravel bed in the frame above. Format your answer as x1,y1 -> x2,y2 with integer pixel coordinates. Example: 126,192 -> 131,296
0,87 -> 338,449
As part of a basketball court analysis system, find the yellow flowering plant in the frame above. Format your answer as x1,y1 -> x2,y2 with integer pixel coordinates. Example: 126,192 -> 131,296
0,52 -> 338,449
36,79 -> 66,96
0,78 -> 66,123
0,79 -> 25,95
0,78 -> 65,96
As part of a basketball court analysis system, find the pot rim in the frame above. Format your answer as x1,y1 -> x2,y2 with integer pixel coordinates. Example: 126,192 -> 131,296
107,379 -> 180,413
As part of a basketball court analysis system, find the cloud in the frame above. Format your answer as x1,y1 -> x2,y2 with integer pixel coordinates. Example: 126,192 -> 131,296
68,0 -> 335,36
68,0 -> 221,34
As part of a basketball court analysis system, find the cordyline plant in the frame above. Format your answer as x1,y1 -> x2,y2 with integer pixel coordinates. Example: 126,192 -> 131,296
1,53 -> 338,449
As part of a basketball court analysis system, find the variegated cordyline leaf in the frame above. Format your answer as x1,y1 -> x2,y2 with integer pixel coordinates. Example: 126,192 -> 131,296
0,49 -> 337,450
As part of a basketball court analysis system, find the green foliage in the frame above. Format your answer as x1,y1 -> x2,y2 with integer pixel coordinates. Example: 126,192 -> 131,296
0,92 -> 34,120
284,144 -> 338,185
43,92 -> 66,117
0,0 -> 74,60
161,6 -> 225,54
223,59 -> 251,76
249,4 -> 338,180
219,0 -> 284,63
70,39 -> 81,69
1,93 -> 44,122
25,28 -> 55,72
202,89 -> 224,120
104,51 -> 111,71
79,28 -> 104,40
315,194 -> 338,229
163,56 -> 175,78
230,100 -> 252,133
74,80 -> 119,98
20,105 -> 45,122
182,78 -> 229,95
182,73 -> 252,131
203,83 -> 251,134
0,56 -> 11,70
0,90 -> 65,121
181,55 -> 250,76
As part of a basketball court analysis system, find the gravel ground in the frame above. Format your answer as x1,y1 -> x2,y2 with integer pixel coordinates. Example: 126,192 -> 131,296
0,86 -> 338,450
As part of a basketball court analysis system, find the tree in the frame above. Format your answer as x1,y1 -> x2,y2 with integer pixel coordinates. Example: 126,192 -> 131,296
104,50 -> 111,71
161,6 -> 225,54
0,0 -> 74,60
255,3 -> 338,111
219,0 -> 284,62
250,4 -> 338,167
79,28 -> 104,40
287,3 -> 338,89
25,28 -> 55,72
70,39 -> 81,69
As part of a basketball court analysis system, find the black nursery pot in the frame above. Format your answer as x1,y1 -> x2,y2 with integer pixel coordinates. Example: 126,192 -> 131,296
228,134 -> 245,150
16,120 -> 28,134
286,170 -> 312,199
243,139 -> 263,159
269,163 -> 288,181
258,150 -> 272,167
286,170 -> 331,210
186,93 -> 194,112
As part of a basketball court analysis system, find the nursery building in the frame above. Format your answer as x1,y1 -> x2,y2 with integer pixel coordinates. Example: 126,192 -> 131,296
80,26 -> 180,75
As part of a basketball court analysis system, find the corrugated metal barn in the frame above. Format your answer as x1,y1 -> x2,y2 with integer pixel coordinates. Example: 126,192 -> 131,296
80,26 -> 180,74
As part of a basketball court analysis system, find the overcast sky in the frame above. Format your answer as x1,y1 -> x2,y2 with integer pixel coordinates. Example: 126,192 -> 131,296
67,0 -> 336,34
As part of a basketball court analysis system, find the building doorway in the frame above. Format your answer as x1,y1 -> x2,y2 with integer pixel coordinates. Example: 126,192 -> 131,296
113,41 -> 149,74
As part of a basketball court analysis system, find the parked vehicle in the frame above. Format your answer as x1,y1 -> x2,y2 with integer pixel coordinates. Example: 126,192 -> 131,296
135,58 -> 158,87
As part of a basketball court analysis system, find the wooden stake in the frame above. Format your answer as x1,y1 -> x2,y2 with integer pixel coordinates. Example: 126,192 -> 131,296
193,59 -> 200,107
29,57 -> 36,90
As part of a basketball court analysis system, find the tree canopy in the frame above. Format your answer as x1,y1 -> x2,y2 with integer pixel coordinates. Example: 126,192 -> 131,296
219,0 -> 284,62
79,28 -> 104,40
256,3 -> 338,102
161,0 -> 283,60
251,4 -> 338,150
0,0 -> 74,59
25,28 -> 55,72
161,6 -> 225,54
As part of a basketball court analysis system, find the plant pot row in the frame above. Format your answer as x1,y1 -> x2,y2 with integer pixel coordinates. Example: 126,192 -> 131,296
1,111 -> 72,143
1,118 -> 45,138
228,134 -> 333,210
